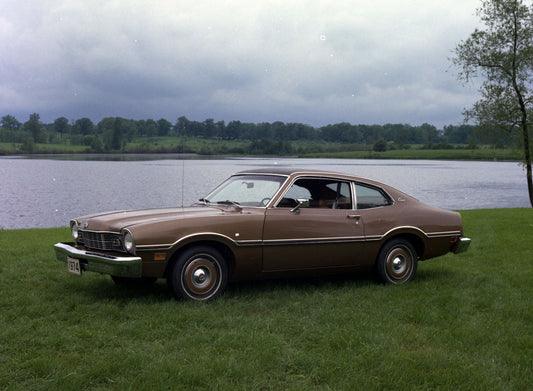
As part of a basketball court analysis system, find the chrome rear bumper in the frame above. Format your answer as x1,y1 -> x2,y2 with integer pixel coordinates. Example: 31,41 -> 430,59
453,237 -> 471,254
54,242 -> 142,278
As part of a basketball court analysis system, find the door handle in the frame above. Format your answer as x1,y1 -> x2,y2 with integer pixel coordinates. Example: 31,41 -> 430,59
347,214 -> 361,220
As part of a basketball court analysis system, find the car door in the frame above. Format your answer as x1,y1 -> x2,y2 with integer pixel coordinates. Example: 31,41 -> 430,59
261,178 -> 365,271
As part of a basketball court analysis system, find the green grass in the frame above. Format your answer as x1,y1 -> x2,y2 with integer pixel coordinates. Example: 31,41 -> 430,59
1,138 -> 522,161
1,209 -> 531,390
302,147 -> 522,161
0,142 -> 89,155
123,136 -> 249,154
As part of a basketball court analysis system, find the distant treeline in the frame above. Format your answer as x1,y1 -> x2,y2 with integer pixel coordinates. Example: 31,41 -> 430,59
0,113 -> 511,155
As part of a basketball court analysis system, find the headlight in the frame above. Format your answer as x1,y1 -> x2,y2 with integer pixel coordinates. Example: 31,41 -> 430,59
71,221 -> 79,240
123,230 -> 135,254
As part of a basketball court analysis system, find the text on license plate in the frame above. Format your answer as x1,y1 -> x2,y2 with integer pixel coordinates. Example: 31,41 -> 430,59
67,257 -> 82,275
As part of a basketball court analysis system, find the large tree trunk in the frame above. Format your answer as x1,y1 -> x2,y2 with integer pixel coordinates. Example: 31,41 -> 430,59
527,162 -> 533,207
523,125 -> 533,207
514,72 -> 532,207
517,93 -> 532,207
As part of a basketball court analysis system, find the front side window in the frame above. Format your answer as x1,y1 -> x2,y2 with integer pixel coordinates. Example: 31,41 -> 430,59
355,184 -> 392,209
204,175 -> 286,207
277,178 -> 352,209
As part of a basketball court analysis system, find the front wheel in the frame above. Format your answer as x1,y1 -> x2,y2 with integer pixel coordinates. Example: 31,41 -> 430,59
376,239 -> 417,284
167,246 -> 228,301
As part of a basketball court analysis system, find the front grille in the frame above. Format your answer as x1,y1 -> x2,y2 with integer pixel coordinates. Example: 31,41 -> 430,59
79,230 -> 124,252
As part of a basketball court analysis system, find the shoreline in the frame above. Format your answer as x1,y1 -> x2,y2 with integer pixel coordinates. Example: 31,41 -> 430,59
0,149 -> 522,162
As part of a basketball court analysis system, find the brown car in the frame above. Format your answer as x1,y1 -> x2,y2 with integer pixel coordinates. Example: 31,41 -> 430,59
54,168 -> 470,301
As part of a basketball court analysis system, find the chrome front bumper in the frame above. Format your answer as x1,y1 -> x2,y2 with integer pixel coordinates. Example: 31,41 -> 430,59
453,237 -> 471,254
54,242 -> 142,278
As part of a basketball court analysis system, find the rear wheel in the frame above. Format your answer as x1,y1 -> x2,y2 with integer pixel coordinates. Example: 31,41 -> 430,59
376,239 -> 417,284
167,246 -> 228,301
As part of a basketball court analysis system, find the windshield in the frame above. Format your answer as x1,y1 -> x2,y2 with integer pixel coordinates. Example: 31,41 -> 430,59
203,174 -> 287,207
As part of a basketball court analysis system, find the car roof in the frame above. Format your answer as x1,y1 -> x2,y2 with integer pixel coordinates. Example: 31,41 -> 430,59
235,167 -> 407,196
236,167 -> 371,183
237,167 -> 340,177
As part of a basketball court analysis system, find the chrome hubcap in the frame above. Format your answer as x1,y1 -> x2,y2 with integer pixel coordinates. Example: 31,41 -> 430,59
192,267 -> 210,287
182,254 -> 223,299
386,245 -> 412,281
391,256 -> 406,274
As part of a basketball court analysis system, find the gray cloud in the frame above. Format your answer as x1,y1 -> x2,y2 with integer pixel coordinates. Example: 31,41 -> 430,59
0,0 -> 481,127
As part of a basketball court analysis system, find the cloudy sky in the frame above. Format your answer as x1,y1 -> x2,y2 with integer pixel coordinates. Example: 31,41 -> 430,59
1,0 -> 482,127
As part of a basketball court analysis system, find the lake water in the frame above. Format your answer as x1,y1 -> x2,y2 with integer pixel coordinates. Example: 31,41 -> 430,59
0,156 -> 530,229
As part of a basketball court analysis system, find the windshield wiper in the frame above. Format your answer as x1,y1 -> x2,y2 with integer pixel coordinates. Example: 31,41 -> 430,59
194,198 -> 211,206
194,198 -> 241,209
217,200 -> 241,208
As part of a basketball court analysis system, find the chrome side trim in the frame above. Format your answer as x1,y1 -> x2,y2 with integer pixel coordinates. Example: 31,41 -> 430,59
262,236 -> 366,246
427,231 -> 462,238
379,226 -> 461,240
261,229 -> 459,247
235,240 -> 263,247
364,235 -> 383,242
135,232 -> 240,251
135,227 -> 462,251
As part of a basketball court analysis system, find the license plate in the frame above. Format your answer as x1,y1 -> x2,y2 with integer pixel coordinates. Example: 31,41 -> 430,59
67,257 -> 82,275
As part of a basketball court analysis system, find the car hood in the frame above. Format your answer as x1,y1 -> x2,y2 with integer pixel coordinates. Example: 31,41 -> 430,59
74,206 -> 230,232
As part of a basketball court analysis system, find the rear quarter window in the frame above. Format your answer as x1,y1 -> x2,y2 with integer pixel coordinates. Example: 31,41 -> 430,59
355,184 -> 392,209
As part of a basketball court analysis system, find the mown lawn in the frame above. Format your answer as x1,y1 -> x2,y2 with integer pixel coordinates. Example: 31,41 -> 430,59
0,209 -> 531,390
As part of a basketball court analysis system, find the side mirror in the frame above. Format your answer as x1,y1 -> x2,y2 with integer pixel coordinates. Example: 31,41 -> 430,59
291,198 -> 310,213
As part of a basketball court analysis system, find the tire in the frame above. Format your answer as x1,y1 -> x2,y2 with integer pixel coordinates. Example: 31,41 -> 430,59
167,246 -> 228,302
376,239 -> 417,284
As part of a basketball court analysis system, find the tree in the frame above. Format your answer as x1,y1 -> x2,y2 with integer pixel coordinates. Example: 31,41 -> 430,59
1,115 -> 21,130
73,118 -> 94,135
373,139 -> 388,152
175,116 -> 189,136
21,136 -> 35,152
186,120 -> 205,138
444,125 -> 476,144
97,117 -> 116,134
452,0 -> 533,206
144,119 -> 158,137
53,117 -> 70,135
111,118 -> 124,150
271,121 -> 286,140
25,113 -> 46,143
224,120 -> 242,140
321,122 -> 360,143
420,123 -> 439,145
157,118 -> 172,137
215,120 -> 226,139
90,136 -> 104,153
203,118 -> 216,138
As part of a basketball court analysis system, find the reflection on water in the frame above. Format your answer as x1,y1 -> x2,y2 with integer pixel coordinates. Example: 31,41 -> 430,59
0,156 -> 529,229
